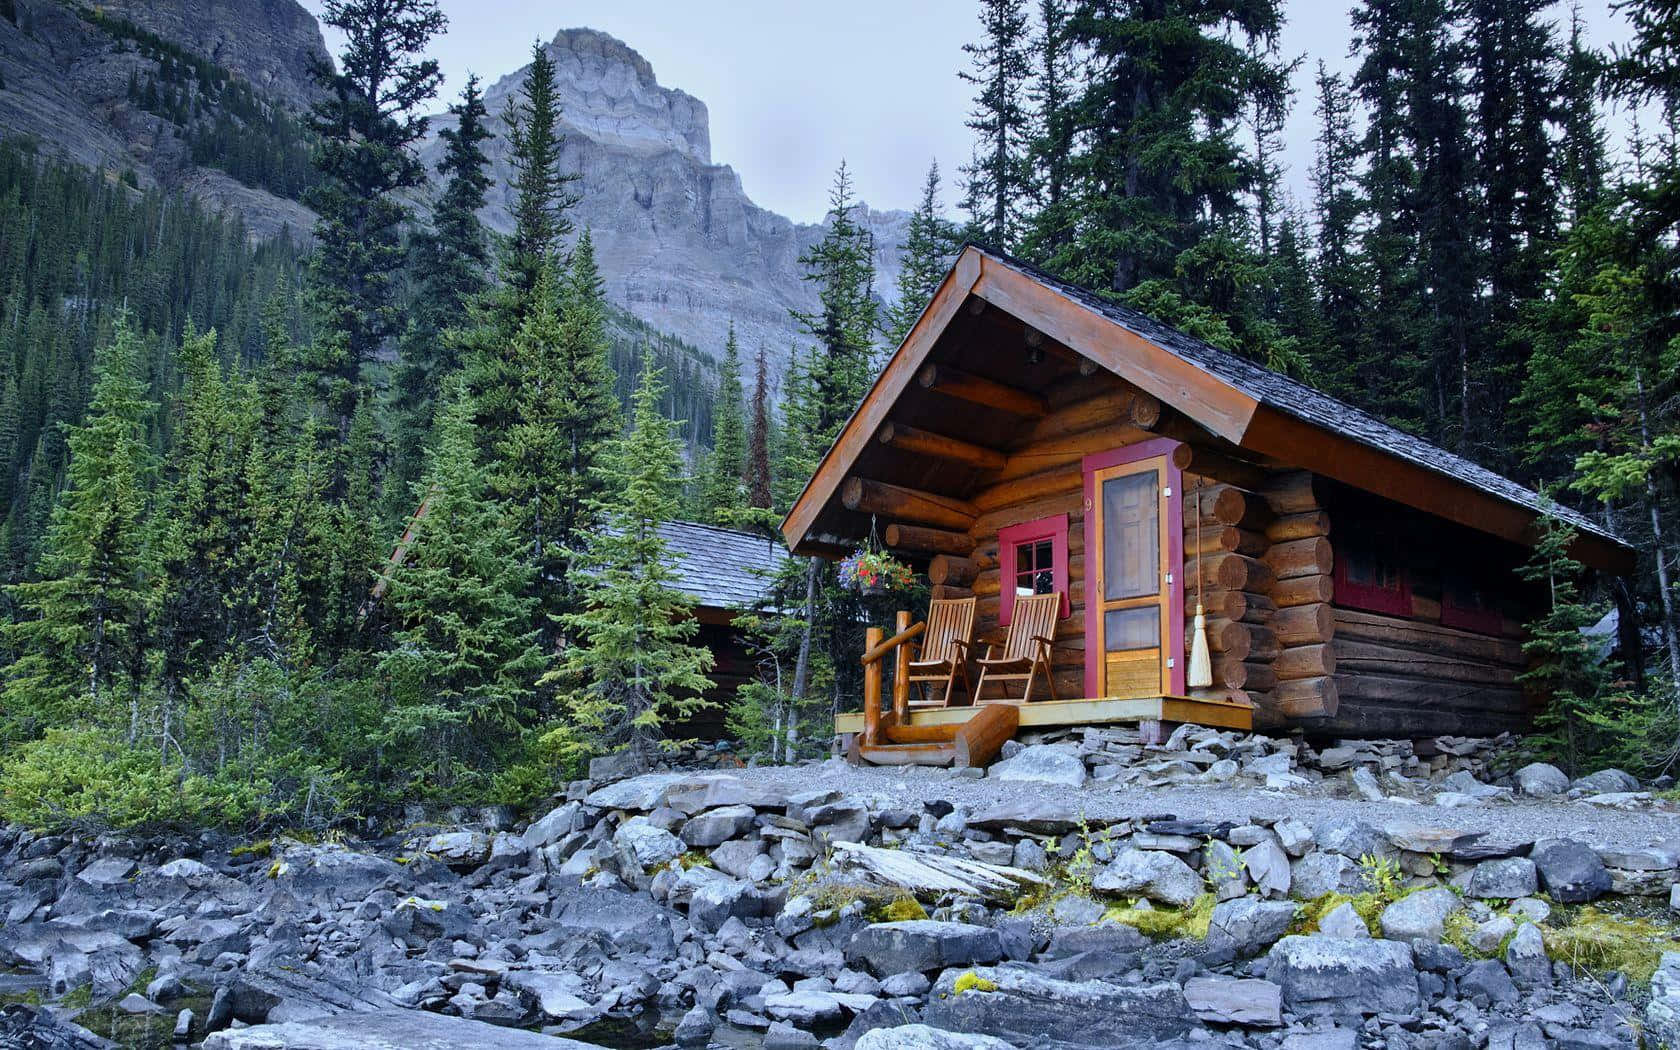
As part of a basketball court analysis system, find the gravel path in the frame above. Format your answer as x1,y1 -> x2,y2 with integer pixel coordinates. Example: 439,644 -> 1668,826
730,760 -> 1680,851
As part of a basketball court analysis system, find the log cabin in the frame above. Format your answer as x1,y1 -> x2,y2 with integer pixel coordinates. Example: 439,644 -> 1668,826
780,246 -> 1635,762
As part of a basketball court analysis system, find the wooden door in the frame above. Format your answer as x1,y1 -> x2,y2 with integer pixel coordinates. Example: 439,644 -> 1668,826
1089,454 -> 1175,698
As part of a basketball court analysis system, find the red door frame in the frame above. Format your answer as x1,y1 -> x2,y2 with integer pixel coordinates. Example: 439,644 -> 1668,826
1081,438 -> 1186,698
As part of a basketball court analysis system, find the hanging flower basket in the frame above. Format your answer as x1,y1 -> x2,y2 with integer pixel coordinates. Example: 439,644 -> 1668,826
837,548 -> 914,595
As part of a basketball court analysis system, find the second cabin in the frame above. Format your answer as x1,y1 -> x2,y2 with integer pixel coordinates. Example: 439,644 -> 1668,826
781,246 -> 1635,748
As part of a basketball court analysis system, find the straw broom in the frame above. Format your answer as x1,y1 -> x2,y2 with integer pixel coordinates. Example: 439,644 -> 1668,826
1187,477 -> 1213,689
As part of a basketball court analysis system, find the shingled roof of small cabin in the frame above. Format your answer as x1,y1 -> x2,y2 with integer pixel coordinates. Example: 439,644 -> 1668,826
656,520 -> 787,612
782,245 -> 1635,573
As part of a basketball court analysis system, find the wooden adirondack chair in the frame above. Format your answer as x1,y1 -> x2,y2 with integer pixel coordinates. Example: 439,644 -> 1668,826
904,596 -> 977,708
974,592 -> 1061,704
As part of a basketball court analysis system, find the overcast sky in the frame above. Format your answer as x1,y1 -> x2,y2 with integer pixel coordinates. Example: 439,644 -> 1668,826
303,1 -> 1639,225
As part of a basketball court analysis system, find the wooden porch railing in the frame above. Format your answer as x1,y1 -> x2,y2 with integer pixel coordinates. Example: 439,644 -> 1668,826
859,610 -> 925,746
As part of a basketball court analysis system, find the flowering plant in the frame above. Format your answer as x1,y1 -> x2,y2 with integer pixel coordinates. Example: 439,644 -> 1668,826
837,548 -> 914,594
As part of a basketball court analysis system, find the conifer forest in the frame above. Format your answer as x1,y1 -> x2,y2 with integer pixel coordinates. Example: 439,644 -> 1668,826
1,0 -> 1679,831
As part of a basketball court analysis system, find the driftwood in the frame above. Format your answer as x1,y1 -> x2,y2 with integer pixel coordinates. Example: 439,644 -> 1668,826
829,841 -> 1048,901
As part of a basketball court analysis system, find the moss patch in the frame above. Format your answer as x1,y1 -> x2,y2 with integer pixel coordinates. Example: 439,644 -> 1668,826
952,971 -> 998,996
1543,905 -> 1680,984
230,838 -> 272,859
805,882 -> 927,924
1101,893 -> 1217,939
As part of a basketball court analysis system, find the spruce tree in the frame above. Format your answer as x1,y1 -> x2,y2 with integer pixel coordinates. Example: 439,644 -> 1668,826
745,346 -> 774,516
960,0 -> 1033,249
304,0 -> 446,434
378,387 -> 544,792
552,349 -> 715,760
1021,0 -> 1076,260
1308,64 -> 1366,397
2,316 -> 155,738
504,41 -> 581,300
700,325 -> 748,524
887,162 -> 959,347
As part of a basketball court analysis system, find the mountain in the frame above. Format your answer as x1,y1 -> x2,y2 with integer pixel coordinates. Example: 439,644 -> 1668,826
420,28 -> 908,365
0,3 -> 908,365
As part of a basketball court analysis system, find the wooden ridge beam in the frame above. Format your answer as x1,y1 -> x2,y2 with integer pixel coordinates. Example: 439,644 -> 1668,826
878,422 -> 1007,471
842,477 -> 978,531
918,363 -> 1049,417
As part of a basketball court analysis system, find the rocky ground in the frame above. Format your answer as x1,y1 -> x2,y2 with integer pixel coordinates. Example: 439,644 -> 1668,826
4,726 -> 1680,1049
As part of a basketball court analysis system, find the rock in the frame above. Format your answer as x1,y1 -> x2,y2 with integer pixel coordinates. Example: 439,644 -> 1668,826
1469,915 -> 1516,953
201,1009 -> 603,1049
503,972 -> 593,1021
1042,923 -> 1148,959
1530,839 -> 1612,903
843,921 -> 1003,976
75,857 -> 136,887
1572,768 -> 1639,794
1377,887 -> 1462,944
1206,898 -> 1298,957
1278,1030 -> 1358,1050
1350,767 -> 1385,801
612,817 -> 686,871
967,800 -> 1083,836
924,967 -> 1193,1046
763,1021 -> 823,1048
522,803 -> 583,849
1243,838 -> 1292,898
1266,936 -> 1421,1018
1316,902 -> 1370,939
1204,840 -> 1247,899
1184,976 -> 1282,1027
117,993 -> 161,1014
1649,951 -> 1680,1049
424,830 -> 491,866
988,745 -> 1088,787
1504,921 -> 1551,986
155,857 -> 215,880
1091,848 -> 1202,906
381,897 -> 476,948
1467,857 -> 1539,899
1314,820 -> 1394,860
673,1004 -> 715,1048
1383,824 -> 1481,854
854,1025 -> 1015,1049
1514,763 -> 1570,797
689,876 -> 779,932
678,804 -> 758,848
1290,853 -> 1363,899
0,1003 -> 115,1049
584,772 -> 687,811
1460,958 -> 1519,1004
763,989 -> 852,1025
549,887 -> 675,956
709,838 -> 766,880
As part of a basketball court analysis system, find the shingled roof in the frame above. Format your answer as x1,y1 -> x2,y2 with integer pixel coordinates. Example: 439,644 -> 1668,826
656,520 -> 788,612
976,246 -> 1621,546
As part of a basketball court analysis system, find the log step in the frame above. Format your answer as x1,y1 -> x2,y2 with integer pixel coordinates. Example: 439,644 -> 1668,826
856,742 -> 958,767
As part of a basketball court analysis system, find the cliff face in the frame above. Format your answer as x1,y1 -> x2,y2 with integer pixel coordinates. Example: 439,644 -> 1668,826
425,28 -> 908,362
0,0 -> 320,239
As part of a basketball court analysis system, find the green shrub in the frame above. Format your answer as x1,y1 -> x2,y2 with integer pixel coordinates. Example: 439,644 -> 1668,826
0,728 -> 266,831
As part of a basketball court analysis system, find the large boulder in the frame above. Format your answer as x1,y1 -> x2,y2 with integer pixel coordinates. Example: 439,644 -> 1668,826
988,745 -> 1087,787
1572,769 -> 1639,795
1465,857 -> 1539,899
521,802 -> 583,849
424,831 -> 491,867
271,846 -> 407,902
1266,936 -> 1421,1018
1377,888 -> 1462,945
1513,763 -> 1570,797
380,897 -> 477,949
855,1025 -> 1015,1049
1289,853 -> 1364,899
612,817 -> 686,871
1530,839 -> 1612,903
689,877 -> 782,932
844,921 -> 1003,976
1648,951 -> 1680,1049
923,967 -> 1193,1047
0,1003 -> 114,1050
678,805 -> 757,848
1206,898 -> 1297,957
201,1009 -> 603,1049
1183,976 -> 1283,1028
967,800 -> 1083,836
548,887 -> 675,957
1091,849 -> 1202,906
663,775 -> 782,814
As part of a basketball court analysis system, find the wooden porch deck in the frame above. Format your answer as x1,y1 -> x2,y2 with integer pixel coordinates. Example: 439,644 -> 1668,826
835,693 -> 1253,737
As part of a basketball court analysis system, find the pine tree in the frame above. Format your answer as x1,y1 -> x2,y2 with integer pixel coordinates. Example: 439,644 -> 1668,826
793,164 -> 881,455
504,41 -> 581,300
1308,63 -> 1366,396
304,0 -> 446,434
393,74 -> 494,505
700,325 -> 748,524
1557,7 -> 1606,225
959,0 -> 1033,249
2,316 -> 155,739
378,387 -> 544,792
551,348 -> 715,760
745,345 -> 774,516
1021,0 -> 1076,260
887,162 -> 959,347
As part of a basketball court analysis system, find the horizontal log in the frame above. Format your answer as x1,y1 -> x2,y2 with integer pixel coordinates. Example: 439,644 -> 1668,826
974,462 -> 1083,513
1189,483 -> 1274,531
1214,655 -> 1248,691
1274,643 -> 1336,681
1266,510 -> 1331,542
1185,524 -> 1268,558
1272,602 -> 1335,647
996,421 -> 1156,481
843,477 -> 976,531
1332,639 -> 1517,685
1264,536 -> 1334,580
973,553 -> 1086,599
929,555 -> 977,588
929,584 -> 974,601
1271,676 -> 1339,719
1197,617 -> 1253,660
1198,589 -> 1276,624
1261,470 -> 1322,515
970,490 -> 1084,536
878,422 -> 1007,471
1333,671 -> 1529,711
1272,574 -> 1334,608
884,523 -> 973,556
1242,660 -> 1277,693
1183,447 -> 1269,491
1331,608 -> 1525,666
1194,552 -> 1274,593
919,363 -> 1048,417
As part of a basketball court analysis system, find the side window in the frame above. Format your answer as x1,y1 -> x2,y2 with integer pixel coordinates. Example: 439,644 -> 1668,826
997,514 -> 1070,624
1441,579 -> 1504,634
1333,538 -> 1412,616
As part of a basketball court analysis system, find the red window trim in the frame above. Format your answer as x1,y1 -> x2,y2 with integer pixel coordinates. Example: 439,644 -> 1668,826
997,513 -> 1070,625
1332,546 -> 1413,616
1441,585 -> 1504,635
1080,438 -> 1186,699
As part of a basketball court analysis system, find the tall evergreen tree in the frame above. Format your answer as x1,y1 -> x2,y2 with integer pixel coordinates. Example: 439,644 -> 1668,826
1557,7 -> 1606,224
960,0 -> 1033,249
378,387 -> 544,793
1021,0 -> 1077,260
1309,63 -> 1366,396
504,42 -> 581,299
304,0 -> 445,434
552,349 -> 715,760
700,325 -> 748,524
746,345 -> 774,516
887,162 -> 959,346
2,317 -> 155,739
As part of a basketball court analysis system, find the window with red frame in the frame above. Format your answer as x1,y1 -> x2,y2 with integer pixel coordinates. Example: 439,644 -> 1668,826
997,514 -> 1070,624
1441,579 -> 1504,634
1333,540 -> 1412,616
